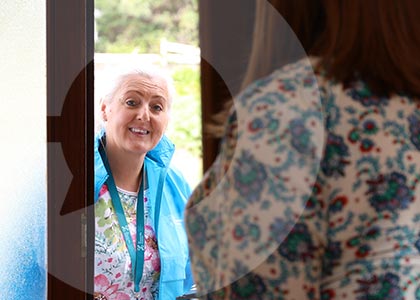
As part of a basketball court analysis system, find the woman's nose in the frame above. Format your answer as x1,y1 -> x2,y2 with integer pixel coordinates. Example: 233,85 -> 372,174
137,106 -> 150,121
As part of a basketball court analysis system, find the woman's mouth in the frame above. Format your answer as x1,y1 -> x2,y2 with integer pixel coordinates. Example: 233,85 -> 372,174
130,127 -> 150,135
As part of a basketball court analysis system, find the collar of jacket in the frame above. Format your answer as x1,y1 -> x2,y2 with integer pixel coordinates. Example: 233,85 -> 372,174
94,129 -> 175,202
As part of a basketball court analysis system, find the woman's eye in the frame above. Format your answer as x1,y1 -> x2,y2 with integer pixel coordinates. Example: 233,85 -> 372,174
125,99 -> 138,107
152,105 -> 163,112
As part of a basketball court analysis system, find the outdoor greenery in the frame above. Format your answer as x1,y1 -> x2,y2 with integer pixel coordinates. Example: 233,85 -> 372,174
168,65 -> 202,158
95,0 -> 198,53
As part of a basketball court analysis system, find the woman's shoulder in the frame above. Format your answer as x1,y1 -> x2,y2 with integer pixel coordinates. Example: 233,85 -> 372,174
234,57 -> 323,128
229,54 -> 325,208
236,57 -> 321,108
166,164 -> 192,195
268,56 -> 320,83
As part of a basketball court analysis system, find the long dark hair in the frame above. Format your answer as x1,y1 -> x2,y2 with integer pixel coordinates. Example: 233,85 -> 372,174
253,0 -> 420,97
209,0 -> 420,136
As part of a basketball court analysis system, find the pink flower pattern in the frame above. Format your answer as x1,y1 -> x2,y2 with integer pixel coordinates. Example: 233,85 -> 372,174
95,187 -> 161,299
94,274 -> 131,300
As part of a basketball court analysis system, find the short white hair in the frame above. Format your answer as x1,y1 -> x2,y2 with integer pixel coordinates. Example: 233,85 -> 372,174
95,64 -> 176,132
100,64 -> 175,104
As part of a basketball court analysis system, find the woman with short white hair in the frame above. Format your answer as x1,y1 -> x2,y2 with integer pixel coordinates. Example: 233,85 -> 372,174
94,66 -> 193,300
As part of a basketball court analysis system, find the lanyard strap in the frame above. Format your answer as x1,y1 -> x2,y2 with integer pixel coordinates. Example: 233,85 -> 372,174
99,144 -> 144,293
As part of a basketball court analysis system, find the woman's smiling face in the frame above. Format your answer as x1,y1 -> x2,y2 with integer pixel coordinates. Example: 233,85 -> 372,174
101,73 -> 171,156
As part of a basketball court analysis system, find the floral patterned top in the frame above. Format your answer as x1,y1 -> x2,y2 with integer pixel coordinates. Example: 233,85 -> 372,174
95,184 -> 160,300
185,57 -> 420,299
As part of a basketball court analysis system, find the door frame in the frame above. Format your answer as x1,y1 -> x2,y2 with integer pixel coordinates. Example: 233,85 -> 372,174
47,0 -> 94,298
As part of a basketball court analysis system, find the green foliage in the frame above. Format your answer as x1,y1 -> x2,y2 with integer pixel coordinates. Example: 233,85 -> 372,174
172,65 -> 200,97
95,0 -> 198,53
167,65 -> 202,159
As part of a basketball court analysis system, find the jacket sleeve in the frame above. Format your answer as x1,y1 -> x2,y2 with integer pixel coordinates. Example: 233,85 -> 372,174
165,166 -> 195,293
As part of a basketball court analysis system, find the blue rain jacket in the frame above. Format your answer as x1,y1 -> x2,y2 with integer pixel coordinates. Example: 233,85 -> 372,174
94,131 -> 194,299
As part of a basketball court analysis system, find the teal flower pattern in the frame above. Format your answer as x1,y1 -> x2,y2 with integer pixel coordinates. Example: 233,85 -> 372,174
186,57 -> 420,299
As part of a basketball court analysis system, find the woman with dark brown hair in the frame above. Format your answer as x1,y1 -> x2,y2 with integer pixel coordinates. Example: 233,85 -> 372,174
185,0 -> 420,299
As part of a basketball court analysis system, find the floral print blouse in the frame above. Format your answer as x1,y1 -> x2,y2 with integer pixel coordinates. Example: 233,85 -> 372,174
95,185 -> 160,300
185,57 -> 420,299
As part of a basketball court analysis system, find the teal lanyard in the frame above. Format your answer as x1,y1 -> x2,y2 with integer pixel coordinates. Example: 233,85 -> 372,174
99,144 -> 145,295
99,143 -> 167,297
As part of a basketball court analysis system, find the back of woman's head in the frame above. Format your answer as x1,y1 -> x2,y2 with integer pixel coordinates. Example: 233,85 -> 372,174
253,0 -> 420,97
208,0 -> 420,137
313,0 -> 420,97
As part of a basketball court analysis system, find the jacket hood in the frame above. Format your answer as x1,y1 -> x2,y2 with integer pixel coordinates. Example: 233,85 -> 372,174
95,129 -> 175,166
146,133 -> 175,167
94,129 -> 175,200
